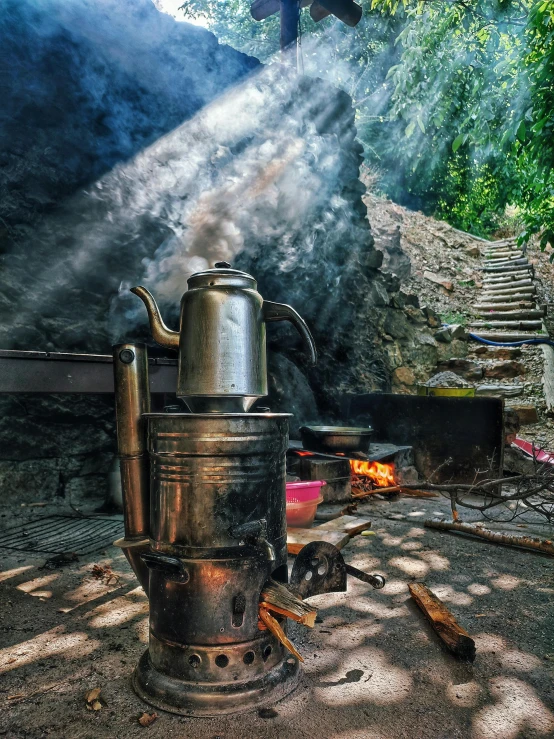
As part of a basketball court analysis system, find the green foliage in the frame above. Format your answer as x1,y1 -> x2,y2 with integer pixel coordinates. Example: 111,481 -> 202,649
176,0 -> 554,246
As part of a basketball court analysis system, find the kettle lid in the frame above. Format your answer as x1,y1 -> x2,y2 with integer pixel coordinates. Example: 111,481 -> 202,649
187,262 -> 257,290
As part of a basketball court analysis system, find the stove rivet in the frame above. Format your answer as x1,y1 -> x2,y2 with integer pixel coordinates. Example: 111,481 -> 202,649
118,348 -> 135,364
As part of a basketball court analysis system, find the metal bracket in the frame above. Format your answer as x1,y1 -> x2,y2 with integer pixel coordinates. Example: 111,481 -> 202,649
290,541 -> 385,599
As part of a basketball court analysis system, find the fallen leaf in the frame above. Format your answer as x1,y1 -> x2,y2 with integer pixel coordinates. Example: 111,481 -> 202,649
91,700 -> 102,711
85,687 -> 101,703
8,694 -> 25,700
91,564 -> 119,585
138,712 -> 159,727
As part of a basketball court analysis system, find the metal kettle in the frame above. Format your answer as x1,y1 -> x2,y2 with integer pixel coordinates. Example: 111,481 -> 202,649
131,262 -> 317,412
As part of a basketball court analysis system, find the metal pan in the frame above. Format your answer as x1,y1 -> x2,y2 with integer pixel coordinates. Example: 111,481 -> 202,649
299,425 -> 372,454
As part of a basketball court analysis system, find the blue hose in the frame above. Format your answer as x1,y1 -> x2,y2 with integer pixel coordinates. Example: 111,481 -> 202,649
468,333 -> 554,348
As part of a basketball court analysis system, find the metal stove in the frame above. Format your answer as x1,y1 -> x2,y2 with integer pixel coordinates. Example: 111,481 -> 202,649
113,264 -> 316,716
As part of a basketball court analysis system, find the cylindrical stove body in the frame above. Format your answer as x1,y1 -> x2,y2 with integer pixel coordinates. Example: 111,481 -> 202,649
146,412 -> 288,555
133,412 -> 299,716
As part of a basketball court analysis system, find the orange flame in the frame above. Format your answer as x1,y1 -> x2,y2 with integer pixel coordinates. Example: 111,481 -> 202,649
295,450 -> 315,457
350,459 -> 395,488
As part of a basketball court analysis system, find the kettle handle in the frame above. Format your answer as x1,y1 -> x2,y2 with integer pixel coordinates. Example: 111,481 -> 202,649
263,301 -> 317,366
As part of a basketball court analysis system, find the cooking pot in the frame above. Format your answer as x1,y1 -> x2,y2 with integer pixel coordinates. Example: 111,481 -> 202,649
299,425 -> 372,454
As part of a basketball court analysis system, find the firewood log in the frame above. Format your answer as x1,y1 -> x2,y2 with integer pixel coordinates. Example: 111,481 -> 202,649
408,583 -> 476,662
260,579 -> 317,627
424,519 -> 554,556
258,606 -> 304,662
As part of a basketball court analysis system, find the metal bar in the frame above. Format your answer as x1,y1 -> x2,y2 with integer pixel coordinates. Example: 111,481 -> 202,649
0,349 -> 177,394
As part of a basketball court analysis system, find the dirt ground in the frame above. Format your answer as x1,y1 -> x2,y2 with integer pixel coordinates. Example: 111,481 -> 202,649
1,494 -> 553,739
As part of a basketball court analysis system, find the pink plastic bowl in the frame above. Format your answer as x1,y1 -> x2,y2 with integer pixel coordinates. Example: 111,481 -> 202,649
286,481 -> 325,528
286,480 -> 326,503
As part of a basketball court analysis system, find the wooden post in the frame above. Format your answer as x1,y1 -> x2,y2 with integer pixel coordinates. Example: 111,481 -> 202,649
280,0 -> 299,61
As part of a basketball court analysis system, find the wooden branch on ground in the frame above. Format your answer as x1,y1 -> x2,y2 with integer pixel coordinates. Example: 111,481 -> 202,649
352,485 -> 400,498
258,606 -> 304,662
424,519 -> 554,556
399,488 -> 440,498
408,583 -> 476,661
260,579 -> 317,627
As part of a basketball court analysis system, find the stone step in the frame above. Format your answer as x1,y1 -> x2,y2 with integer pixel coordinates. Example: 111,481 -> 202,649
483,239 -> 518,249
472,345 -> 522,360
483,272 -> 533,282
473,302 -> 536,311
436,358 -> 483,380
508,404 -> 539,425
483,254 -> 525,264
483,268 -> 532,280
480,288 -> 536,299
470,320 -> 543,330
475,384 -> 525,398
482,261 -> 531,273
484,251 -> 524,260
474,310 -> 545,321
482,280 -> 534,292
484,360 -> 526,379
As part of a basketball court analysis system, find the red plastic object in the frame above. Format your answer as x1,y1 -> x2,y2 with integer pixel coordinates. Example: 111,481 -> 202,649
286,480 -> 326,503
513,437 -> 554,464
285,494 -> 324,528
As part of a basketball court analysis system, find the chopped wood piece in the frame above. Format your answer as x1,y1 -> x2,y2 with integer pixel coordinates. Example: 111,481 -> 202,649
258,606 -> 304,662
316,515 -> 372,536
424,518 -> 554,556
408,582 -> 476,662
286,528 -> 350,554
260,579 -> 317,627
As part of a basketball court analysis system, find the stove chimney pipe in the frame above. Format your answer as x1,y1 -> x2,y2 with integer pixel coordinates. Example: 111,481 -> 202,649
113,343 -> 151,594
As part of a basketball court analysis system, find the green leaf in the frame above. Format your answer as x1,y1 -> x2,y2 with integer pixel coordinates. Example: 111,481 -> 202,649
517,120 -> 526,142
405,121 -> 416,138
452,133 -> 465,152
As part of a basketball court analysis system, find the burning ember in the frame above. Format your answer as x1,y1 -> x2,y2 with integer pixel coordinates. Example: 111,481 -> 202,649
350,459 -> 395,490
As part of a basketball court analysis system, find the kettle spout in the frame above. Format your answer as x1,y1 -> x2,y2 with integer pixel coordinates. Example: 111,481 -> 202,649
131,286 -> 179,351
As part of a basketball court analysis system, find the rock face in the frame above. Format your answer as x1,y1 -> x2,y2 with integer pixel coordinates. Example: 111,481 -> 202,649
0,0 -> 445,502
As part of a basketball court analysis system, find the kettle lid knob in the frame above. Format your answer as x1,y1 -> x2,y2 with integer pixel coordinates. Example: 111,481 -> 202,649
214,261 -> 231,268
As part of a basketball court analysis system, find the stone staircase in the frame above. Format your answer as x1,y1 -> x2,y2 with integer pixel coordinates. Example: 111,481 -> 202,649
437,237 -> 551,426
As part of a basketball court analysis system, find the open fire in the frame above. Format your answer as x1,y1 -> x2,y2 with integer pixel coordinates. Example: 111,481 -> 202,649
292,449 -> 396,492
350,459 -> 396,490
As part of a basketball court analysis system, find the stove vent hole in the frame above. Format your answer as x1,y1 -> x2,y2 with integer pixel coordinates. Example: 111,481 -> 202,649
262,646 -> 272,662
243,651 -> 255,665
188,654 -> 201,669
232,593 -> 246,627
304,571 -> 313,581
271,564 -> 288,584
215,655 -> 229,668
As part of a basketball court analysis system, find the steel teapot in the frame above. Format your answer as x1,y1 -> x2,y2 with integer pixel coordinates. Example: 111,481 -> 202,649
131,262 -> 317,412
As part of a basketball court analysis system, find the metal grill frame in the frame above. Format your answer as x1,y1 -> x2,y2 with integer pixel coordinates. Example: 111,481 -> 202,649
0,514 -> 124,555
